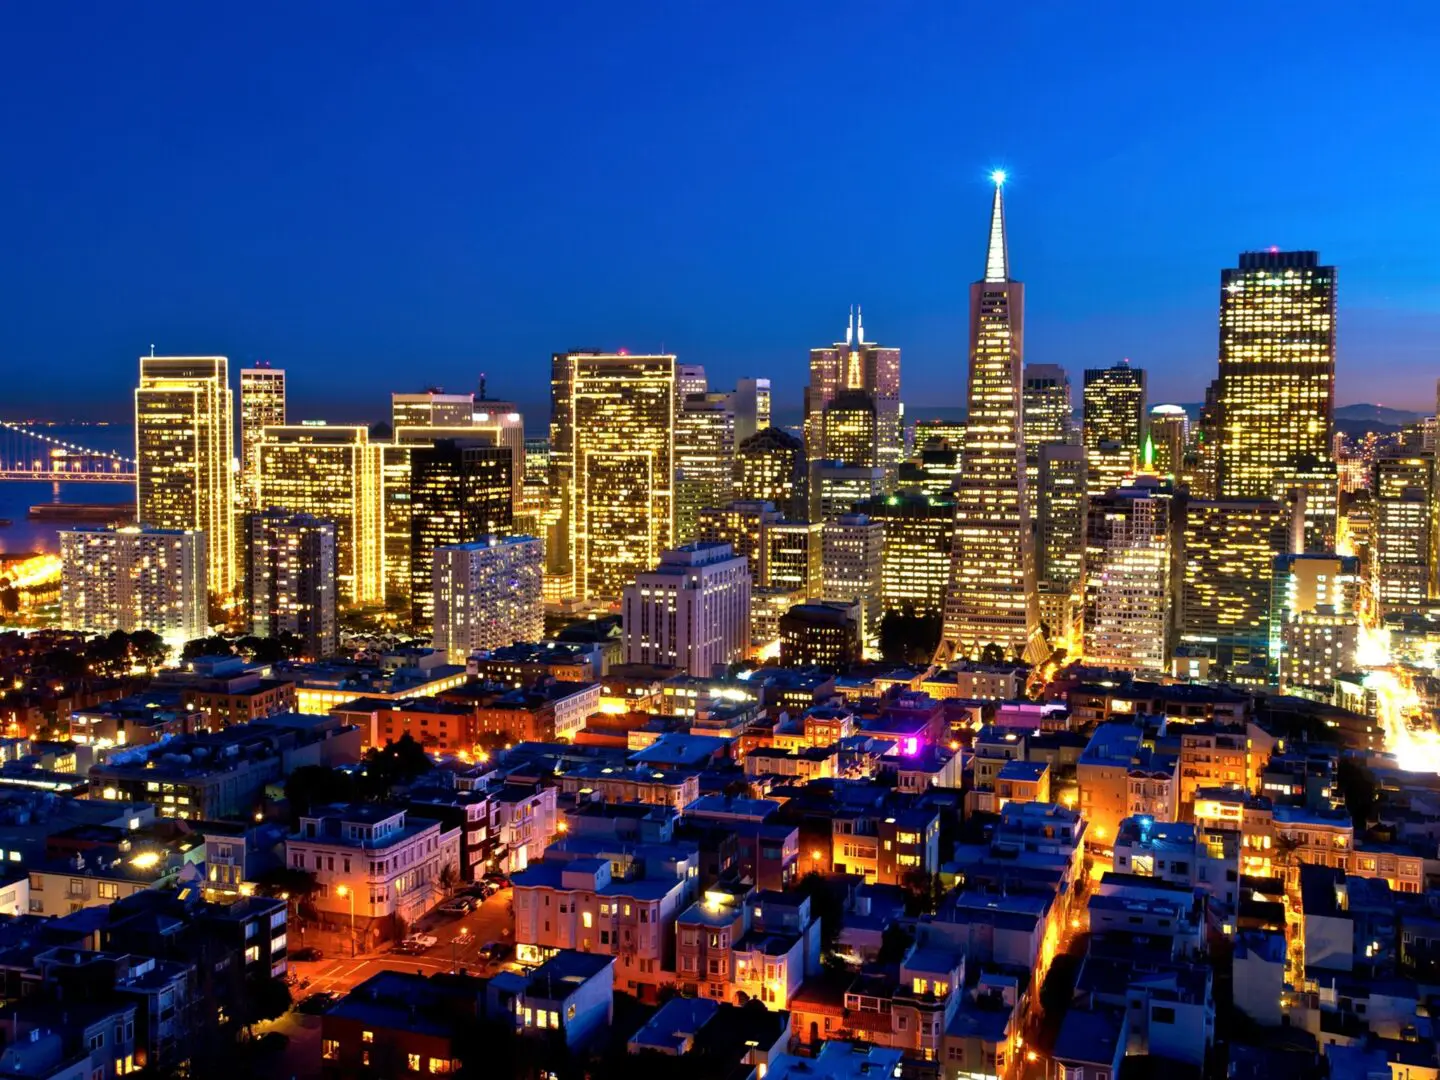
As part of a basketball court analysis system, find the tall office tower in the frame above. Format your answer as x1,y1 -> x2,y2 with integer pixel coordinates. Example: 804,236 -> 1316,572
257,425 -> 384,605
523,437 -> 550,487
1088,441 -> 1133,494
735,427 -> 806,520
696,501 -> 783,582
731,378 -> 772,445
1268,553 -> 1360,688
1371,455 -> 1434,616
938,175 -> 1045,664
432,535 -> 544,664
677,364 -> 708,400
244,511 -> 337,659
470,397 -> 527,507
239,364 -> 285,508
810,463 -> 886,522
1082,362 -> 1147,485
1183,379 -> 1222,497
1022,363 -> 1073,486
1082,477 -> 1174,673
135,356 -> 235,595
822,513 -> 885,652
914,420 -> 966,452
1217,250 -> 1337,499
1272,457 -> 1339,553
621,542 -> 752,676
1037,443 -> 1087,646
855,491 -> 954,618
1180,499 -> 1291,672
675,392 -> 737,544
804,308 -> 903,479
553,352 -> 676,601
897,445 -> 961,499
61,526 -> 207,646
765,521 -> 823,595
409,439 -> 514,629
1148,405 -> 1188,477
391,390 -> 474,430
822,391 -> 879,468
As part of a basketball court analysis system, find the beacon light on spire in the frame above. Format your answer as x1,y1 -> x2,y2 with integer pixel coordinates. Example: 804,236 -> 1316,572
991,169 -> 1007,186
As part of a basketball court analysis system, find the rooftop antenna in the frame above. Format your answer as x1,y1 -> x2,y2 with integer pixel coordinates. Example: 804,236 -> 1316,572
149,344 -> 155,358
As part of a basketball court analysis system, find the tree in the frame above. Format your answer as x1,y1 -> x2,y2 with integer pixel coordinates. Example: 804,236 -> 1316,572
182,635 -> 235,661
359,733 -> 435,798
879,606 -> 943,664
284,765 -> 356,821
1337,759 -> 1377,830
439,861 -> 458,896
877,922 -> 915,965
242,974 -> 292,1036
979,643 -> 1007,665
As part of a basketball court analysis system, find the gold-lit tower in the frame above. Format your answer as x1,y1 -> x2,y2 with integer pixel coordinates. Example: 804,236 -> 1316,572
135,355 -> 236,595
938,174 -> 1046,664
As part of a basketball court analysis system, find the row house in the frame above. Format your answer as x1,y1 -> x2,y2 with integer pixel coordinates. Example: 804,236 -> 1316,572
557,763 -> 701,810
675,884 -> 821,1010
830,806 -> 940,885
840,946 -> 964,1066
1112,815 -> 1242,915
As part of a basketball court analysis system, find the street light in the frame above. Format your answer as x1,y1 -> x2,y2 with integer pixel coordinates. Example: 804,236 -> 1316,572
452,927 -> 469,972
336,884 -> 356,958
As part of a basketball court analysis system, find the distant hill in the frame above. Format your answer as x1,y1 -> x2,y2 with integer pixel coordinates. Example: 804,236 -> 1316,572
1334,403 -> 1425,426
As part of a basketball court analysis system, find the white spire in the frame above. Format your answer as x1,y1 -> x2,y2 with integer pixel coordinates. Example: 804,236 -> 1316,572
845,305 -> 854,346
984,171 -> 1009,283
856,305 -> 865,345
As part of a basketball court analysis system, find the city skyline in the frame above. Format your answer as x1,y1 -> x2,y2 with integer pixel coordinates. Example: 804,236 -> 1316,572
4,5 -> 1440,419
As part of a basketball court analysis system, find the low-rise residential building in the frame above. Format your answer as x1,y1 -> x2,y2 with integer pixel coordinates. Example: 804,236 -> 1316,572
287,804 -> 461,946
1113,815 -> 1242,914
488,950 -> 616,1050
675,884 -> 822,1010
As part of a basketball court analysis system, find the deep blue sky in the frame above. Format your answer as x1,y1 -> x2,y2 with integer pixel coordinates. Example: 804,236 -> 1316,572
4,2 -> 1439,424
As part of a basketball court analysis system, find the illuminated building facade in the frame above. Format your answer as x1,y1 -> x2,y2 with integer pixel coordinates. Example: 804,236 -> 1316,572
469,398 -> 528,507
811,463 -> 886,522
61,526 -> 207,645
244,511 -> 337,659
804,308 -> 902,480
239,364 -> 285,508
822,513 -> 885,650
432,536 -> 544,664
1217,250 -> 1336,499
409,439 -> 514,629
822,391 -> 879,468
766,521 -> 823,596
1083,362 -> 1146,486
857,491 -> 953,618
732,377 -> 772,445
1038,443 -> 1087,646
391,390 -> 474,430
1271,456 -> 1339,553
1269,553 -> 1360,689
1023,363 -> 1073,487
554,352 -> 676,602
675,392 -> 738,544
735,427 -> 806,520
621,542 -> 752,676
257,425 -> 384,605
940,175 -> 1045,664
914,420 -> 966,452
1083,478 -> 1174,672
897,446 -> 961,499
696,501 -> 782,582
1148,405 -> 1188,478
779,603 -> 861,669
1371,455 -> 1434,615
135,355 -> 235,594
1180,499 -> 1290,672
1184,380 -> 1222,498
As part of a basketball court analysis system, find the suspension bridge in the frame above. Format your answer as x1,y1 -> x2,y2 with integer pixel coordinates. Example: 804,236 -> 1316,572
0,422 -> 136,483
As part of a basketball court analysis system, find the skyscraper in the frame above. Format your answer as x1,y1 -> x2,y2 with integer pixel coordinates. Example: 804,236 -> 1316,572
1269,553 -> 1360,689
735,428 -> 806,520
1083,362 -> 1147,485
1022,363 -> 1072,487
61,526 -> 207,646
1217,250 -> 1336,499
239,364 -> 285,508
675,392 -> 738,544
804,308 -> 902,481
1037,443 -> 1087,647
1148,405 -> 1188,478
731,378 -> 772,445
1179,498 -> 1291,672
392,390 -> 475,430
1083,478 -> 1174,673
135,356 -> 235,595
432,535 -> 544,664
244,511 -> 338,659
1371,455 -> 1434,616
856,491 -> 954,619
621,543 -> 752,676
822,513 -> 885,652
409,439 -> 515,629
257,425 -> 384,605
554,352 -> 677,602
938,175 -> 1046,664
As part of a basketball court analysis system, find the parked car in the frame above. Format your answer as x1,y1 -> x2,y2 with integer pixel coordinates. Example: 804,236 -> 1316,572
437,897 -> 474,916
402,933 -> 438,951
481,941 -> 511,962
297,991 -> 340,1015
289,947 -> 324,963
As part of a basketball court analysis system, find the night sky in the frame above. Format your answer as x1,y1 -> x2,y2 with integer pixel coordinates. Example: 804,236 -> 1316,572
4,2 -> 1439,423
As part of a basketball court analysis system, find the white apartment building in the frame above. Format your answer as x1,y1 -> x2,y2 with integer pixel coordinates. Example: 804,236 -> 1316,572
287,804 -> 460,944
432,535 -> 544,664
622,543 -> 752,676
60,526 -> 207,646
